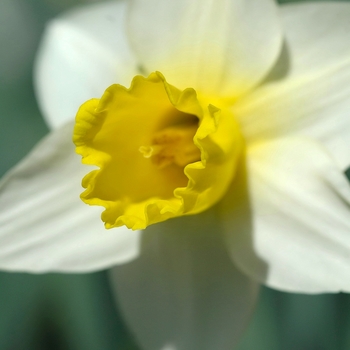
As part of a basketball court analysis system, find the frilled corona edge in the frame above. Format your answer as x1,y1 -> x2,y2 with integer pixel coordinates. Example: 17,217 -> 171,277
73,72 -> 242,230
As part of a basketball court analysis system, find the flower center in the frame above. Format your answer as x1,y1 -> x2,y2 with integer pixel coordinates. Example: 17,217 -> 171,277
139,119 -> 200,168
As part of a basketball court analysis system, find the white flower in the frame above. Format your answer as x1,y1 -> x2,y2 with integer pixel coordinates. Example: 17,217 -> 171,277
0,0 -> 350,349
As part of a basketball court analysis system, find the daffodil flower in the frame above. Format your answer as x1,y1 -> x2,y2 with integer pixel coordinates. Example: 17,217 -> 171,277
1,0 -> 350,349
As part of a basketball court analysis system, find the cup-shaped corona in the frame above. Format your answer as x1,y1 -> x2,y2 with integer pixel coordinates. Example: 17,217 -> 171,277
74,72 -> 243,230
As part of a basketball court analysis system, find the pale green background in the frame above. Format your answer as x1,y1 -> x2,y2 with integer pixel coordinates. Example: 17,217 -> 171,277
0,0 -> 349,349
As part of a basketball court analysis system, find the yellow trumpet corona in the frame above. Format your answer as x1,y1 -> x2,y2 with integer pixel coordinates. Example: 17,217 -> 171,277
74,72 -> 243,230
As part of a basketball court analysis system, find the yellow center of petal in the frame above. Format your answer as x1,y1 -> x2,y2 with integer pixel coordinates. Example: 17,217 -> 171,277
73,72 -> 243,230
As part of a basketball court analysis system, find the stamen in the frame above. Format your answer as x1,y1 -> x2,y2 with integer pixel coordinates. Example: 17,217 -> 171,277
139,123 -> 201,168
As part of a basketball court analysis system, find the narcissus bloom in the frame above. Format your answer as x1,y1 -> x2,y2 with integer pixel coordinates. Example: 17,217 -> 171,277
1,0 -> 350,349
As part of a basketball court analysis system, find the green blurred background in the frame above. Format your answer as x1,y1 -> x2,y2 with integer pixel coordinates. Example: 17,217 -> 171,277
0,0 -> 349,349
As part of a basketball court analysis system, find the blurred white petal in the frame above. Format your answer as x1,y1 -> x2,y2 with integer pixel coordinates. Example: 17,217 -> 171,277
0,122 -> 141,272
34,0 -> 138,130
221,138 -> 350,293
234,2 -> 350,170
127,0 -> 282,97
110,210 -> 259,350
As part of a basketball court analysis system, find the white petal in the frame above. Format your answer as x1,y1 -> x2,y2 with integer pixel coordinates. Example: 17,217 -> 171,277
109,210 -> 259,350
34,0 -> 138,130
0,122 -> 141,272
221,137 -> 350,293
127,0 -> 282,97
233,2 -> 350,170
